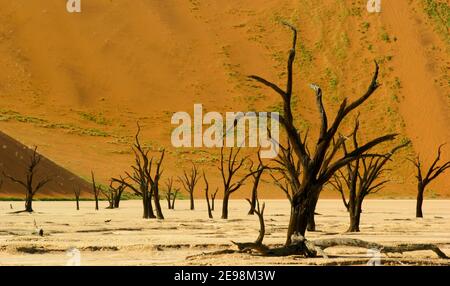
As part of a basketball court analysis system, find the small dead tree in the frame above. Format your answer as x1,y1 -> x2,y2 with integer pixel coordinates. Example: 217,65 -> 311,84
233,198 -> 268,253
412,144 -> 450,218
203,172 -> 213,219
111,181 -> 126,208
73,185 -> 81,210
91,171 -> 101,211
4,146 -> 51,212
248,152 -> 266,215
101,180 -> 125,209
219,147 -> 256,219
211,188 -> 218,211
330,119 -> 409,232
112,123 -> 165,219
250,22 -> 396,246
178,163 -> 200,210
101,184 -> 114,209
165,177 -> 179,209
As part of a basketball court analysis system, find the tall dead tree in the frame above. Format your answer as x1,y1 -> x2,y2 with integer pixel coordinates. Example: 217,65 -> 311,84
112,124 -> 165,219
219,147 -> 256,219
149,150 -> 165,219
412,144 -> 450,218
73,185 -> 81,210
178,163 -> 200,210
4,146 -> 51,212
249,22 -> 396,245
91,171 -> 101,211
211,188 -> 218,211
203,172 -> 213,219
248,152 -> 266,215
330,119 -> 409,232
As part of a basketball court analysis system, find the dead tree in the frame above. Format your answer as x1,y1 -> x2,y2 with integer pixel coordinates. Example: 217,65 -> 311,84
271,139 -> 301,203
73,185 -> 81,210
249,22 -> 396,246
178,163 -> 200,210
111,181 -> 126,208
165,177 -> 173,209
4,146 -> 51,212
165,177 -> 179,209
203,172 -> 213,219
219,147 -> 257,219
411,144 -> 450,218
248,152 -> 266,215
91,171 -> 101,211
194,235 -> 447,261
211,188 -> 218,211
330,119 -> 409,232
149,150 -> 165,219
233,198 -> 268,253
112,123 -> 165,219
101,180 -> 125,209
172,188 -> 179,210
101,183 -> 114,209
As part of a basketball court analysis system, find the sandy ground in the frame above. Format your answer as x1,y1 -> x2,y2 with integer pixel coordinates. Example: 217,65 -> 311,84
0,199 -> 449,266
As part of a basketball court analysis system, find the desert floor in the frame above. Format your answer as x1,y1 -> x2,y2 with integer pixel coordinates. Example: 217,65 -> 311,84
0,199 -> 449,266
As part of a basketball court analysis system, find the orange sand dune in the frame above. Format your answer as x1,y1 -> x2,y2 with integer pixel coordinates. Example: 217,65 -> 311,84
0,0 -> 448,199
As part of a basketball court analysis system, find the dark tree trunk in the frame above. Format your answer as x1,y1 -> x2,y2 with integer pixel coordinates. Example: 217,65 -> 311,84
142,195 -> 148,219
416,184 -> 424,218
25,194 -> 33,212
113,190 -> 122,208
248,190 -> 257,215
167,196 -> 171,209
189,193 -> 195,210
285,184 -> 320,245
204,176 -> 213,219
285,200 -> 309,245
211,196 -> 215,211
248,169 -> 263,215
347,210 -> 361,232
306,188 -> 322,231
347,200 -> 362,232
76,197 -> 80,211
307,210 -> 315,232
171,192 -> 177,210
221,192 -> 230,219
147,194 -> 156,219
207,200 -> 213,219
153,189 -> 164,219
142,193 -> 156,219
95,195 -> 99,211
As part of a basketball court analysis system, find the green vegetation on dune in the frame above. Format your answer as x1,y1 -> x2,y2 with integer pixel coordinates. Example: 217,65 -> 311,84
0,109 -> 111,137
78,111 -> 111,126
422,0 -> 450,45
